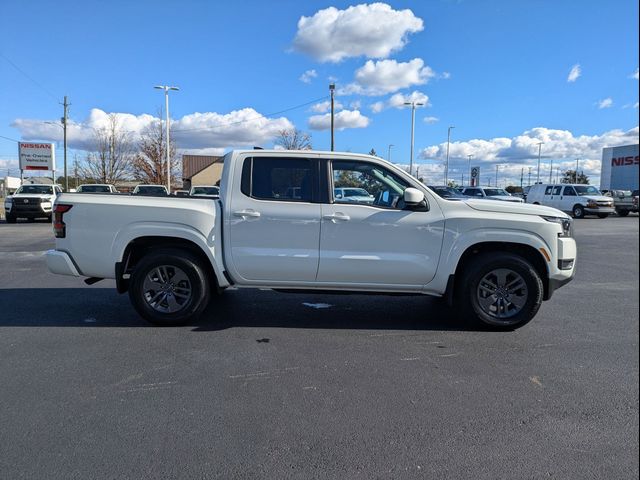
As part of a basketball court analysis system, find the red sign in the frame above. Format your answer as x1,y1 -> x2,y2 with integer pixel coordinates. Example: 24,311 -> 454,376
611,156 -> 640,167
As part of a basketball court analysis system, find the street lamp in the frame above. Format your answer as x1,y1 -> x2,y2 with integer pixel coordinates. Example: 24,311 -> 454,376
445,125 -> 455,185
536,142 -> 544,183
329,83 -> 335,151
467,154 -> 473,186
154,85 -> 179,193
388,144 -> 394,163
404,101 -> 424,177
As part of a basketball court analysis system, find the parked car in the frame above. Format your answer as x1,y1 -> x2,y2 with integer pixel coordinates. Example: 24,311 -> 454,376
602,189 -> 638,217
76,184 -> 118,193
633,190 -> 639,213
189,185 -> 220,197
426,185 -> 467,199
131,185 -> 168,197
4,184 -> 62,223
46,150 -> 576,330
526,183 -> 614,219
172,190 -> 190,197
460,187 -> 525,203
333,187 -> 375,203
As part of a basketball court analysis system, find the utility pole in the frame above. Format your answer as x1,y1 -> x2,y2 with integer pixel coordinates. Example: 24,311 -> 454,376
520,167 -> 524,189
495,164 -> 500,187
467,154 -> 473,186
61,95 -> 70,191
549,157 -> 553,183
536,142 -> 543,183
404,101 -> 424,177
445,125 -> 455,185
73,154 -> 78,190
575,158 -> 580,183
388,144 -> 394,162
154,85 -> 179,193
528,167 -> 532,186
329,83 -> 335,151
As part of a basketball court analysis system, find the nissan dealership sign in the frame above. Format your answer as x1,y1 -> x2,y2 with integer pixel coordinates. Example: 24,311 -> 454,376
19,142 -> 56,171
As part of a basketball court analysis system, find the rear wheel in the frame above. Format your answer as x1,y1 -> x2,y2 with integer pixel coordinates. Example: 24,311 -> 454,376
597,213 -> 609,219
616,209 -> 629,217
457,253 -> 543,330
5,214 -> 16,224
572,204 -> 585,219
128,248 -> 211,326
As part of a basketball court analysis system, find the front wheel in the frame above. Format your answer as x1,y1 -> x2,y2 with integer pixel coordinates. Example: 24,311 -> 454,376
5,214 -> 16,224
572,204 -> 585,219
457,253 -> 544,330
597,213 -> 609,219
616,209 -> 629,217
128,248 -> 211,326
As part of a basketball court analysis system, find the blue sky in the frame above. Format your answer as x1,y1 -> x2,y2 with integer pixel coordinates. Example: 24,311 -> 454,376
1,0 -> 638,185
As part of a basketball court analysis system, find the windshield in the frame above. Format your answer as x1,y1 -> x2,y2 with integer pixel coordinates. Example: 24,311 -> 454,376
79,185 -> 111,193
191,187 -> 219,195
484,188 -> 509,196
15,185 -> 53,195
574,185 -> 601,196
134,186 -> 167,195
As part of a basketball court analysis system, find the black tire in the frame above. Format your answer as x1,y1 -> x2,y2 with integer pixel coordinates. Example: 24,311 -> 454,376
616,209 -> 629,217
572,204 -> 585,219
456,253 -> 544,330
5,214 -> 17,224
128,248 -> 211,326
597,213 -> 609,219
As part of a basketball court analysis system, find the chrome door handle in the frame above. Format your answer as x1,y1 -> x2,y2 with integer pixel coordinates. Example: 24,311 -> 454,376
323,213 -> 350,222
234,209 -> 261,218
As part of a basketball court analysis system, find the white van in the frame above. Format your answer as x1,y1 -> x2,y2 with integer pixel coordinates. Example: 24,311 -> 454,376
526,183 -> 614,218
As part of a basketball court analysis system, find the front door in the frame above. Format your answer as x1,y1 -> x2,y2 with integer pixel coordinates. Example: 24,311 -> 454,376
227,155 -> 321,283
317,159 -> 445,289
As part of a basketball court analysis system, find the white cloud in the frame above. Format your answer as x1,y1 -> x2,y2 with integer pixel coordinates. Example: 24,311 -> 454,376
441,72 -> 451,80
11,107 -> 294,151
310,100 -> 343,113
308,109 -> 370,131
341,58 -> 435,96
423,116 -> 439,124
388,90 -> 430,109
370,101 -> 385,113
292,3 -> 423,63
597,97 -> 613,109
417,126 -> 639,185
631,68 -> 639,80
299,69 -> 318,83
349,100 -> 362,110
567,64 -> 581,83
635,101 -> 639,109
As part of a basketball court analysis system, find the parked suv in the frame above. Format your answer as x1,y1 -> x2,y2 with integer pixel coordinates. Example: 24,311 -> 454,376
460,187 -> 524,203
131,185 -> 169,197
4,184 -> 62,223
526,183 -> 614,218
189,185 -> 220,197
333,187 -> 375,203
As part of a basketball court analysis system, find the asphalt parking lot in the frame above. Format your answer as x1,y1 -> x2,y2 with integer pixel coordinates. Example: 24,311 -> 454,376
0,217 -> 638,479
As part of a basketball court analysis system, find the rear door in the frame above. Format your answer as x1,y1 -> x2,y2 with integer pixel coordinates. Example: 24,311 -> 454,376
317,158 -> 445,289
226,155 -> 321,283
560,186 -> 577,212
549,185 -> 563,209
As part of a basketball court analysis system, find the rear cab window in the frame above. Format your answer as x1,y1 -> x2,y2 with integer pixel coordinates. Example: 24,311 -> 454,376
240,156 -> 318,202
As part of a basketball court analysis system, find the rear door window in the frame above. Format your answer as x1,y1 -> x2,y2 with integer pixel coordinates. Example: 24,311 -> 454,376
241,157 -> 317,202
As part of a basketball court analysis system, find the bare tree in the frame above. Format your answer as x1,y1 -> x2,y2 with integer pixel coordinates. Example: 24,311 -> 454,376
275,129 -> 312,150
81,114 -> 134,184
132,114 -> 179,186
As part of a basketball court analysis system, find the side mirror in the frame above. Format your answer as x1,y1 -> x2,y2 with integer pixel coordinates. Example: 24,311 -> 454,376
404,187 -> 425,206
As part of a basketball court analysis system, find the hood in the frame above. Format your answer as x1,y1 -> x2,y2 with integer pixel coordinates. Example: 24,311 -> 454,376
486,195 -> 524,203
582,195 -> 612,202
464,198 -> 568,218
10,193 -> 55,200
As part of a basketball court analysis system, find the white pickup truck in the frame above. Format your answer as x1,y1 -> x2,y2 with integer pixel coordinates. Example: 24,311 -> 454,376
46,150 -> 577,330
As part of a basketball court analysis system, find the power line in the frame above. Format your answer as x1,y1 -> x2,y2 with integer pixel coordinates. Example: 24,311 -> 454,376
0,134 -> 20,143
172,95 -> 329,133
0,53 -> 59,102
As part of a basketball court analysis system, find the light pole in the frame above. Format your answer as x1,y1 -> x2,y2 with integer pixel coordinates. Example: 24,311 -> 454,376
154,85 -> 179,193
536,142 -> 543,183
404,101 -> 424,178
528,167 -> 532,186
445,125 -> 455,185
329,83 -> 335,151
388,144 -> 394,162
549,156 -> 553,183
495,164 -> 500,187
575,158 -> 580,183
467,154 -> 473,186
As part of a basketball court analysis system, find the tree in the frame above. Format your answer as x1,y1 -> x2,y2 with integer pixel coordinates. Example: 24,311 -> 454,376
447,180 -> 459,188
561,170 -> 589,184
275,129 -> 312,150
80,114 -> 134,184
368,148 -> 378,157
132,115 -> 180,186
505,185 -> 523,194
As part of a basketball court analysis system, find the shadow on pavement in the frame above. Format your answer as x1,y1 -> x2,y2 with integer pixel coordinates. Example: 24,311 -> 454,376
0,288 -> 480,332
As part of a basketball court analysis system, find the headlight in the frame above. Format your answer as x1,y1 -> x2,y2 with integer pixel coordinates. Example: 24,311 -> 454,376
586,200 -> 598,208
541,215 -> 573,237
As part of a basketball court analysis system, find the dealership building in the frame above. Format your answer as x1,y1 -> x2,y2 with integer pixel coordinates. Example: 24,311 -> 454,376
600,144 -> 639,191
